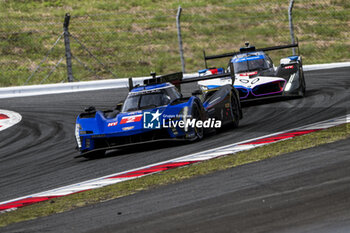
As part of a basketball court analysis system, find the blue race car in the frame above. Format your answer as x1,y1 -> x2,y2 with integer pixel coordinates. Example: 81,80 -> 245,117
198,42 -> 306,101
75,72 -> 242,158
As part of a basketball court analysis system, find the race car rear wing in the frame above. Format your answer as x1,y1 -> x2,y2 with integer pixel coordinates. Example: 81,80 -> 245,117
129,63 -> 235,91
203,42 -> 300,68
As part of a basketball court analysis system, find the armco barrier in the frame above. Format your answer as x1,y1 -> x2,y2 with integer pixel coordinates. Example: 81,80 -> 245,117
0,78 -> 135,99
0,73 -> 197,99
302,62 -> 350,71
0,62 -> 349,99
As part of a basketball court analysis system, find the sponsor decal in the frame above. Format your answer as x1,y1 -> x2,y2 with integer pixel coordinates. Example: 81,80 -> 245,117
163,118 -> 221,129
120,114 -> 142,124
143,110 -> 161,129
107,122 -> 118,127
144,109 -> 221,130
122,126 -> 135,131
284,65 -> 294,69
238,71 -> 258,76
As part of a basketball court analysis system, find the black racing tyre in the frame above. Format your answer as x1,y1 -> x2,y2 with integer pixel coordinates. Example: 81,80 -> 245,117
299,70 -> 306,97
191,102 -> 204,140
230,92 -> 240,128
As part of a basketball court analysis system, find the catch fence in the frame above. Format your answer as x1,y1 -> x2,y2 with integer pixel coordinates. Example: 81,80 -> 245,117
0,0 -> 348,86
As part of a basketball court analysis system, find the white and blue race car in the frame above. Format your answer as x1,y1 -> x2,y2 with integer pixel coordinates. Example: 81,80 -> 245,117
198,42 -> 306,101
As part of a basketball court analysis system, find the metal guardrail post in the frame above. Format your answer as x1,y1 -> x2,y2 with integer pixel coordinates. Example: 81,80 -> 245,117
288,0 -> 296,55
63,13 -> 74,82
176,6 -> 185,74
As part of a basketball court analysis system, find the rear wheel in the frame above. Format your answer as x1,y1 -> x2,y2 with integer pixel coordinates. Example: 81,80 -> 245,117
298,69 -> 306,97
230,93 -> 240,128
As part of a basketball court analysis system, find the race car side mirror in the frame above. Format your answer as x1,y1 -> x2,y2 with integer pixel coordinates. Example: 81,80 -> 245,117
115,101 -> 123,111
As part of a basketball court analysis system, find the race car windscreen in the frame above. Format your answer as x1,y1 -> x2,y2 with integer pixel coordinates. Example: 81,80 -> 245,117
122,88 -> 180,112
234,57 -> 269,73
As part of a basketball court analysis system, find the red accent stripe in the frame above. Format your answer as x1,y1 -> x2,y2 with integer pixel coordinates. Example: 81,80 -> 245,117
209,68 -> 218,75
240,129 -> 320,145
0,114 -> 9,120
239,71 -> 258,76
107,161 -> 198,179
0,196 -> 62,211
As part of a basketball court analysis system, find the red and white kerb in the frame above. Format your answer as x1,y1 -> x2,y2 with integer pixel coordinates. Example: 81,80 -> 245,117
0,110 -> 22,132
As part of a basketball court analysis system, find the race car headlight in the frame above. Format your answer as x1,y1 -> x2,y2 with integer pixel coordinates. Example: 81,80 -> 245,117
75,123 -> 82,148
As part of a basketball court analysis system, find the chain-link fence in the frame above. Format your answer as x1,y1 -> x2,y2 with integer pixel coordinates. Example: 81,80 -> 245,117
0,0 -> 349,87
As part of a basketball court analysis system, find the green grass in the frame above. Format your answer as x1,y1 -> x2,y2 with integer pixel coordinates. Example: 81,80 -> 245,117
0,122 -> 349,228
0,0 -> 349,86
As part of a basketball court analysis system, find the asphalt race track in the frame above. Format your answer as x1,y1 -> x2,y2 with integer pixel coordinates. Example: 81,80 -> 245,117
3,138 -> 350,233
0,67 -> 349,232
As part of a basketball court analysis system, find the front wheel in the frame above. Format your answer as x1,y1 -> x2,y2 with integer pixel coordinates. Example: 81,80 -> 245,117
191,102 -> 204,140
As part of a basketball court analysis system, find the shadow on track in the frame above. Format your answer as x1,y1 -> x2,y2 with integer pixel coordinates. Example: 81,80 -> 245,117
78,130 -> 220,161
241,96 -> 302,108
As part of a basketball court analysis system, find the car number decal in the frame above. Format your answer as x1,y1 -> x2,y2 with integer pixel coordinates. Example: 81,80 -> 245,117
120,114 -> 142,124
